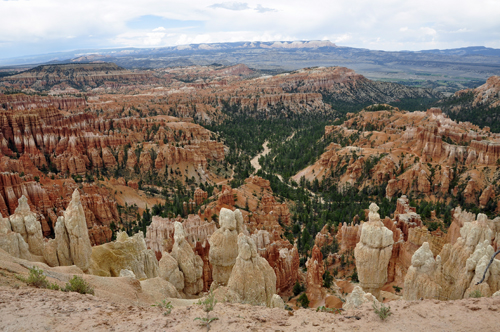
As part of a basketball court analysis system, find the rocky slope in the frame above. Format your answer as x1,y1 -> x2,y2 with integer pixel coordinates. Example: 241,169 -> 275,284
295,106 -> 500,209
1,63 -> 156,92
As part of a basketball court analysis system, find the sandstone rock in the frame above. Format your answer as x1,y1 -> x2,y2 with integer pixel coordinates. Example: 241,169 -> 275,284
209,208 -> 239,287
354,203 -> 394,299
227,234 -> 277,307
343,286 -> 379,310
171,221 -> 203,295
89,231 -> 159,279
158,251 -> 185,292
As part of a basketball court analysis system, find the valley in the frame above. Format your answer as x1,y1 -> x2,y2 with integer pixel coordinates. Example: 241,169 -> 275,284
1,60 -> 500,330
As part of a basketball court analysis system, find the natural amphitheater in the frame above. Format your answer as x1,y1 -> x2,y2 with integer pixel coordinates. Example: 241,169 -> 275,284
1,6 -> 500,329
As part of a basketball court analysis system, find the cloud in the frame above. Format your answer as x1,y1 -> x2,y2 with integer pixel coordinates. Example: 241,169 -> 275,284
2,0 -> 500,59
255,4 -> 276,13
208,2 -> 249,11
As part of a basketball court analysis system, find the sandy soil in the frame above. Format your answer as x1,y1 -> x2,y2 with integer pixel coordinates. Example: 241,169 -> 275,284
1,285 -> 499,332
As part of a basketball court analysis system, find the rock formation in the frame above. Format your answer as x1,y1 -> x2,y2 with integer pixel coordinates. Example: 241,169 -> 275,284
171,221 -> 204,295
404,212 -> 500,300
227,233 -> 277,307
343,286 -> 380,310
208,208 -> 241,287
158,252 -> 185,292
354,203 -> 394,299
305,245 -> 326,304
89,231 -> 159,279
145,214 -> 217,258
58,190 -> 93,271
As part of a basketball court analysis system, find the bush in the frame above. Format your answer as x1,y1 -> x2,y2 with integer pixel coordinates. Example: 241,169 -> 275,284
323,271 -> 334,288
373,301 -> 392,321
292,281 -> 305,296
350,269 -> 359,283
16,266 -> 59,290
469,290 -> 482,298
63,275 -> 94,295
297,293 -> 310,308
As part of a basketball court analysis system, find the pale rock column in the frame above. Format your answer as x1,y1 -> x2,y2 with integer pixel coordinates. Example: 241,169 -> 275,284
209,208 -> 240,287
63,189 -> 92,272
354,203 -> 394,299
171,221 -> 204,295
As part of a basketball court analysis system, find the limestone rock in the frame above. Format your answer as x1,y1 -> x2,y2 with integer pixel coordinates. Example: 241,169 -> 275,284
171,221 -> 203,295
404,211 -> 500,300
227,234 -> 277,307
90,231 -> 159,279
403,242 -> 442,300
159,252 -> 185,292
0,231 -> 31,260
343,286 -> 380,310
140,277 -> 181,302
8,196 -> 44,256
119,269 -> 136,278
305,245 -> 326,304
269,294 -> 285,309
354,203 -> 394,299
209,208 -> 239,287
54,216 -> 72,266
62,190 -> 93,272
42,239 -> 59,267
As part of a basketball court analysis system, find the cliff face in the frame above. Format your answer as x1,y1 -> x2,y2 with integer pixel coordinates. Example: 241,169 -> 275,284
0,94 -> 86,111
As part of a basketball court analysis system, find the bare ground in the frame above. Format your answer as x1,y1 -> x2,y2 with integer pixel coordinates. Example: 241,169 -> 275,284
1,285 -> 499,332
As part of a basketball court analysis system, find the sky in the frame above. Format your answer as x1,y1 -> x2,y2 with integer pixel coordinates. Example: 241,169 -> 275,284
1,0 -> 500,59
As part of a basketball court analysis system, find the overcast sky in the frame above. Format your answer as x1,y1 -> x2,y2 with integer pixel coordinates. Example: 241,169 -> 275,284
1,0 -> 500,59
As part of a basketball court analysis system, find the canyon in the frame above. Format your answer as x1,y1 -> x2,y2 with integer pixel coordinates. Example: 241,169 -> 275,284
0,62 -> 499,331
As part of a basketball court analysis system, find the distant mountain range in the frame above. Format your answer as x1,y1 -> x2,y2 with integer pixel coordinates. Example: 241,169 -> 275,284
1,41 -> 500,93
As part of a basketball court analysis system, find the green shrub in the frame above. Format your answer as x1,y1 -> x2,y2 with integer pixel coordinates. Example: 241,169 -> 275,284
63,275 -> 94,295
373,301 -> 392,321
16,266 -> 59,290
297,293 -> 310,308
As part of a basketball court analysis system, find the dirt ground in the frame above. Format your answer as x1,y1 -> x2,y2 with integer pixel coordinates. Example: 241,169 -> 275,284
0,285 -> 499,332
